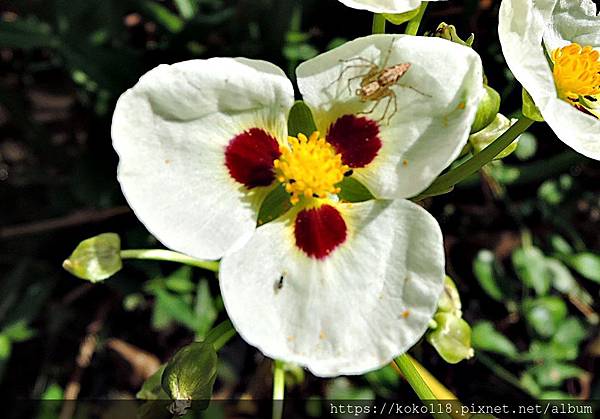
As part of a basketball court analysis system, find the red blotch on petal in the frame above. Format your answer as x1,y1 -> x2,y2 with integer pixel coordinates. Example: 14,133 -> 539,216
294,204 -> 347,259
225,128 -> 281,188
326,114 -> 381,168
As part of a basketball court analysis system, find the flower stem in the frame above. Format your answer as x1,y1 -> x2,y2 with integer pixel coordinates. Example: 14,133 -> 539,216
372,14 -> 386,34
120,249 -> 219,271
394,354 -> 452,419
272,360 -> 285,419
404,2 -> 428,36
414,117 -> 534,200
205,320 -> 236,351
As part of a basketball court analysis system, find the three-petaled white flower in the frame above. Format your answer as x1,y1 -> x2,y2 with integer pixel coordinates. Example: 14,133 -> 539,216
338,0 -> 444,14
499,0 -> 600,160
112,34 -> 483,376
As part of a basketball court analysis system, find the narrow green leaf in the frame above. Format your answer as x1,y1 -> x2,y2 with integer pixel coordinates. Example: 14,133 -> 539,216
0,19 -> 58,49
471,321 -> 518,359
564,252 -> 600,283
194,279 -> 217,340
512,246 -> 552,295
142,1 -> 185,33
473,250 -> 504,302
137,365 -> 168,400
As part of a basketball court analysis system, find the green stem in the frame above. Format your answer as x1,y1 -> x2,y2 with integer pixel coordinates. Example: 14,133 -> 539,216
272,360 -> 285,419
205,320 -> 236,351
372,14 -> 386,34
394,355 -> 451,419
404,2 -> 428,36
414,117 -> 534,200
120,249 -> 219,271
477,352 -> 533,396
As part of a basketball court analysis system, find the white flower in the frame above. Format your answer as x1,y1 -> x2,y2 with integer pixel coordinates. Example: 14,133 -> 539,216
337,0 -> 445,14
499,0 -> 600,160
112,34 -> 483,376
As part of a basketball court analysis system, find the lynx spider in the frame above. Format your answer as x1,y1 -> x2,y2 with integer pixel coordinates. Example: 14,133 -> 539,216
331,40 -> 430,125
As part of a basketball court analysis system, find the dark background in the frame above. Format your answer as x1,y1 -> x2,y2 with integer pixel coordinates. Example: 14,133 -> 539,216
1,0 -> 599,417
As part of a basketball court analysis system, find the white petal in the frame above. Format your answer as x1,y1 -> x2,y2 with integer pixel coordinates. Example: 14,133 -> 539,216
112,58 -> 294,260
337,0 -> 422,14
219,199 -> 445,377
296,34 -> 484,199
499,0 -> 600,160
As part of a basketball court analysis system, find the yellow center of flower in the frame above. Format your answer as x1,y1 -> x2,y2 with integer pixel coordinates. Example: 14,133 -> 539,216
552,43 -> 600,100
274,131 -> 349,205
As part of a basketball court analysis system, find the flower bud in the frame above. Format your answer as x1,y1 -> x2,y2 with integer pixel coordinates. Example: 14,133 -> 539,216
471,85 -> 501,134
433,23 -> 474,47
427,312 -> 474,364
161,341 -> 217,402
62,233 -> 122,282
469,113 -> 519,159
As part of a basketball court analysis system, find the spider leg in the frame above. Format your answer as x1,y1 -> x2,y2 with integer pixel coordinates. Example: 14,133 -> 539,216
383,91 -> 398,126
327,63 -> 375,90
398,83 -> 432,98
380,39 -> 396,69
360,96 -> 382,116
339,56 -> 377,66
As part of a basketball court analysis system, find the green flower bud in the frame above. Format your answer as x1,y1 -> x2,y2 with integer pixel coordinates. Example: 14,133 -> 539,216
427,312 -> 474,364
62,233 -> 122,282
161,342 -> 217,402
383,8 -> 420,26
471,85 -> 501,134
433,23 -> 474,47
469,113 -> 519,159
522,88 -> 544,122
437,276 -> 462,317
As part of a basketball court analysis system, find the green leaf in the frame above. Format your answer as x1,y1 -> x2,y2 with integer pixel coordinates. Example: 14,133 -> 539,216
364,365 -> 400,398
473,250 -> 504,302
62,233 -> 122,282
165,267 -> 195,294
152,288 -> 198,331
522,88 -> 544,122
526,362 -> 584,388
142,1 -> 185,33
525,340 -> 578,362
204,320 -> 236,351
512,246 -> 552,295
0,335 -> 11,360
547,259 -> 594,308
553,317 -> 587,346
523,296 -> 567,338
287,101 -> 317,137
471,321 -> 518,359
337,177 -> 374,203
174,0 -> 198,20
326,377 -> 375,400
564,252 -> 600,283
257,184 -> 292,226
194,279 -> 217,340
162,342 -> 218,400
1,321 -> 35,342
0,18 -> 58,49
550,235 -> 573,255
137,365 -> 168,400
427,313 -> 474,364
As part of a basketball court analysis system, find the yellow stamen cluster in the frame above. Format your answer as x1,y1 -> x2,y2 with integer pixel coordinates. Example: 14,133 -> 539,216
274,132 -> 349,205
552,43 -> 600,101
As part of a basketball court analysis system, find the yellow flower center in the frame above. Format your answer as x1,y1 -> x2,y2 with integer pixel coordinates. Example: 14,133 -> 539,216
274,131 -> 349,205
552,43 -> 600,100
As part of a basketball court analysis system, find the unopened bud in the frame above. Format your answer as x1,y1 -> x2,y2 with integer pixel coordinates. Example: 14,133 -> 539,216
471,85 -> 501,134
470,113 -> 519,159
437,276 -> 462,317
62,233 -> 122,282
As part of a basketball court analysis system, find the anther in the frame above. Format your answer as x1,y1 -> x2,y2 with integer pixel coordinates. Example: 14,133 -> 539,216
344,169 -> 353,177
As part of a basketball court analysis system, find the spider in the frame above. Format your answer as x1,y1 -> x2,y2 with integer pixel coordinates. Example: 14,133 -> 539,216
331,41 -> 430,124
